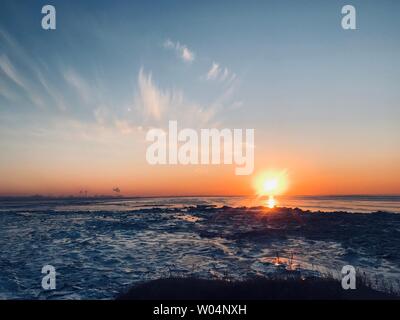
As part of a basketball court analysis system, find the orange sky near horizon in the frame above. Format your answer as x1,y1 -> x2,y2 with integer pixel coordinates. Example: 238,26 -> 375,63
1,141 -> 399,197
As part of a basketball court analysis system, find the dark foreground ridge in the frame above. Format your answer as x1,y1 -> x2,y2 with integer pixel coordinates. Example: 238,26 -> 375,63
116,277 -> 399,300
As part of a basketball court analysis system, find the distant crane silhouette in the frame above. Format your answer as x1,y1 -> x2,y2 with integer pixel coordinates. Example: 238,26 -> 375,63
79,190 -> 88,198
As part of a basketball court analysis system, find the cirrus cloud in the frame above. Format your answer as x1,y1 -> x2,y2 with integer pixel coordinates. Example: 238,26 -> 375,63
206,62 -> 236,84
163,39 -> 195,63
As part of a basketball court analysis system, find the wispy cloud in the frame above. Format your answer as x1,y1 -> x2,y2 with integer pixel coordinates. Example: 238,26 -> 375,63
206,62 -> 220,80
163,39 -> 195,63
0,54 -> 46,109
62,67 -> 128,130
0,29 -> 66,110
206,62 -> 236,84
136,68 -> 168,120
36,70 -> 67,111
135,68 -> 217,128
0,54 -> 27,90
63,69 -> 93,105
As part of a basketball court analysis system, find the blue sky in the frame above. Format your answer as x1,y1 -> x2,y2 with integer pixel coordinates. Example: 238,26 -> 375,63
0,0 -> 399,195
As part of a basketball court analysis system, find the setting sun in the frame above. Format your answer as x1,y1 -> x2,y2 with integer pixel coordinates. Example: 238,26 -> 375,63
253,170 -> 289,208
254,170 -> 289,197
263,179 -> 278,194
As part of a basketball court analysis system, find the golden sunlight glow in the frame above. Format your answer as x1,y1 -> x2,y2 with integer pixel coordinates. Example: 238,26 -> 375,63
253,169 -> 289,197
263,179 -> 278,194
267,195 -> 276,209
253,170 -> 289,209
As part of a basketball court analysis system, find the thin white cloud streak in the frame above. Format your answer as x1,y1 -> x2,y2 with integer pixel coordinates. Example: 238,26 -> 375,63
206,61 -> 236,84
0,54 -> 46,109
136,68 -> 167,120
36,70 -> 67,111
0,54 -> 28,90
61,67 -> 135,133
207,62 -> 220,80
63,69 -> 93,105
135,68 -> 218,128
163,39 -> 195,63
0,29 -> 65,110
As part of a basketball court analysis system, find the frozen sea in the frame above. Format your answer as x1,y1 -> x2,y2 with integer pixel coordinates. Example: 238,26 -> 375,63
0,195 -> 399,299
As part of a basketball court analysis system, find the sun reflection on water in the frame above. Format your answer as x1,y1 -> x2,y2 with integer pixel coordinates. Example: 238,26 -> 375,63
267,195 -> 276,209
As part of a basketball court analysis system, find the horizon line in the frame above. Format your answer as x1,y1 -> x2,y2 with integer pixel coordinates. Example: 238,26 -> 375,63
0,193 -> 400,200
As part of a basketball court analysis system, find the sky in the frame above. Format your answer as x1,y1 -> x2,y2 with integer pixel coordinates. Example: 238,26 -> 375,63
0,0 -> 399,196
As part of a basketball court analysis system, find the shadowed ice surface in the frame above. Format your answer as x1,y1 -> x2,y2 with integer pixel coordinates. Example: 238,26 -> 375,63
0,196 -> 399,299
